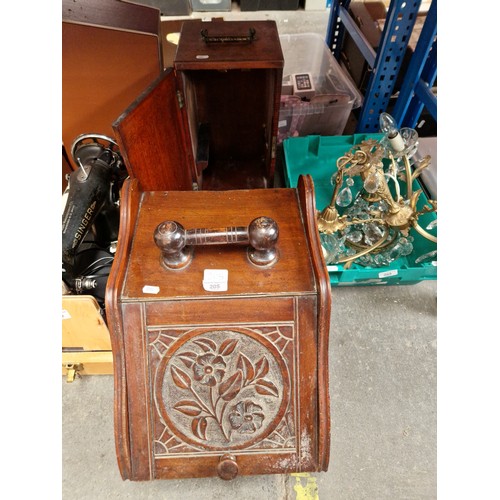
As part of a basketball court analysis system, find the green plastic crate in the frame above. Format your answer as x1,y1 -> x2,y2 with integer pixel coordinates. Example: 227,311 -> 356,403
283,134 -> 437,286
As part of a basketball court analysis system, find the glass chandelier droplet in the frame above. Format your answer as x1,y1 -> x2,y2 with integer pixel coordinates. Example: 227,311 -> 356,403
336,186 -> 353,207
363,171 -> 380,193
426,219 -> 437,231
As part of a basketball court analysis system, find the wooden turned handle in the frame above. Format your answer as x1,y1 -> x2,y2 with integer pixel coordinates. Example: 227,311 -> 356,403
201,28 -> 256,44
217,454 -> 239,480
153,216 -> 279,270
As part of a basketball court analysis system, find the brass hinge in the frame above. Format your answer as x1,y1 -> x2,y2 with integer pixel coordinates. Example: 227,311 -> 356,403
271,136 -> 277,159
65,363 -> 83,383
176,90 -> 184,109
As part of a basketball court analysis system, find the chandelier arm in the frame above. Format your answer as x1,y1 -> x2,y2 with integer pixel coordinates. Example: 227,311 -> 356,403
403,154 -> 413,200
331,165 -> 346,202
388,154 -> 398,178
345,217 -> 386,226
412,221 -> 437,243
386,172 -> 401,202
410,155 -> 432,183
342,153 -> 366,177
335,229 -> 390,264
416,202 -> 437,217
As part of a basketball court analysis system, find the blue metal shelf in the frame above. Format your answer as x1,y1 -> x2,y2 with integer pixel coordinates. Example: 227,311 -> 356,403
392,0 -> 437,128
326,0 -> 437,132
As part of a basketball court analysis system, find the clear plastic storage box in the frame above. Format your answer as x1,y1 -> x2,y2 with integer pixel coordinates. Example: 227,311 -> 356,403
191,0 -> 231,11
278,33 -> 363,143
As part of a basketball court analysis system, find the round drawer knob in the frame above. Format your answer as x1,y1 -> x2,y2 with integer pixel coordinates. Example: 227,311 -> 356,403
217,454 -> 239,480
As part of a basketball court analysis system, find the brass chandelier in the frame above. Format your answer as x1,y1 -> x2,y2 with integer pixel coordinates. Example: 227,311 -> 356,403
317,113 -> 437,269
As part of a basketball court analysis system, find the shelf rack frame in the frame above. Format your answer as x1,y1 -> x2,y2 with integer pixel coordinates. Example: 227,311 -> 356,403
326,0 -> 437,132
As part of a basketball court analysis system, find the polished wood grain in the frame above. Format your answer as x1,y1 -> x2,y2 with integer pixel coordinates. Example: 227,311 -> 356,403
297,175 -> 332,471
105,175 -> 331,481
112,69 -> 195,192
121,188 -> 316,299
105,177 -> 142,480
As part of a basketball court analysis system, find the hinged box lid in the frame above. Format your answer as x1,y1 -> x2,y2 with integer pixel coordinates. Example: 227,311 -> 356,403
119,185 -> 318,300
174,20 -> 284,70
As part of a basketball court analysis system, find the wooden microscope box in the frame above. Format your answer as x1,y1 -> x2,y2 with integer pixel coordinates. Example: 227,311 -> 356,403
113,19 -> 284,192
62,295 -> 113,381
105,175 -> 331,480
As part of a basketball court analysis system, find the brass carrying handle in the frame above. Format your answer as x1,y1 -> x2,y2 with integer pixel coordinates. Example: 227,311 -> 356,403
200,28 -> 256,44
153,216 -> 279,270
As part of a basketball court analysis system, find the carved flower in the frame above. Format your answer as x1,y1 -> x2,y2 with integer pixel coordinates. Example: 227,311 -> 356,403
192,353 -> 226,386
228,401 -> 265,434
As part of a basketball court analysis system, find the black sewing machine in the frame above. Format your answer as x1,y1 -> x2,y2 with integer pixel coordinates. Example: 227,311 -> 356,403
62,134 -> 126,306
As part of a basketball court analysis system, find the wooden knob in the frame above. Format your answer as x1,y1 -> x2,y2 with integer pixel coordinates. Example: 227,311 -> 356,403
217,454 -> 239,480
153,221 -> 193,270
247,216 -> 279,267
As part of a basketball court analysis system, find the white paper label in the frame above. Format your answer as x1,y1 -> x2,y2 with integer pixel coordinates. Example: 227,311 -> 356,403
378,269 -> 398,278
327,265 -> 339,272
203,269 -> 228,292
62,309 -> 71,320
338,280 -> 386,286
278,120 -> 287,128
142,285 -> 160,294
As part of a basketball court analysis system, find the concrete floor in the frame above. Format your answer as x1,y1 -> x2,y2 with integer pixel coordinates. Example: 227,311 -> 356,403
62,5 -> 436,499
62,280 -> 437,500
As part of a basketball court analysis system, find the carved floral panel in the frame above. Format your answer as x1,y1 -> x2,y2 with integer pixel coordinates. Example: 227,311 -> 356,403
149,324 -> 296,456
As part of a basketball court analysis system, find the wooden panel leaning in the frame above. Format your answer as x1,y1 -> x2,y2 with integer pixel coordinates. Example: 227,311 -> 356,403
105,174 -> 331,480
62,0 -> 163,171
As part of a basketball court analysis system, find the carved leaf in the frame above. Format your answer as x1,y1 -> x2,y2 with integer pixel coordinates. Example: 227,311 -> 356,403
173,400 -> 203,417
192,416 -> 208,440
218,370 -> 243,401
254,356 -> 269,379
237,353 -> 255,383
170,365 -> 192,390
255,378 -> 279,397
218,339 -> 238,357
193,338 -> 217,352
177,351 -> 198,368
